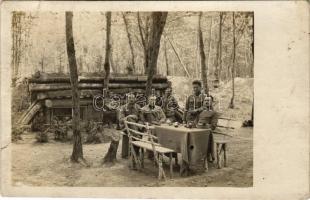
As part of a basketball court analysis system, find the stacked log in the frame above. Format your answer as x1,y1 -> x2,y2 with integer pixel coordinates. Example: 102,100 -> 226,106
29,75 -> 168,84
30,83 -> 169,92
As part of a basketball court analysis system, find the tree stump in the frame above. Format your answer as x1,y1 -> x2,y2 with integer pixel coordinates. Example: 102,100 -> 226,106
103,130 -> 121,164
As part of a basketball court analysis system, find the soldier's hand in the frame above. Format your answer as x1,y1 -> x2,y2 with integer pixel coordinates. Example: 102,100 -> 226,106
127,115 -> 138,120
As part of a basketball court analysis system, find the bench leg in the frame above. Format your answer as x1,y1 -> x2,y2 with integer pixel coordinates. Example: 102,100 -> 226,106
175,153 -> 179,166
223,143 -> 227,167
169,153 -> 173,178
158,154 -> 166,181
216,143 -> 222,169
140,148 -> 144,168
203,157 -> 209,172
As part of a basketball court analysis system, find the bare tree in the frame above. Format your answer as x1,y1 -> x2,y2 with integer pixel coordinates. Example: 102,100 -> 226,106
163,39 -> 169,76
198,12 -> 209,96
102,12 -> 120,164
103,12 -> 112,92
145,12 -> 168,97
137,12 -> 151,74
65,12 -> 85,164
122,12 -> 136,73
229,12 -> 236,109
215,12 -> 223,81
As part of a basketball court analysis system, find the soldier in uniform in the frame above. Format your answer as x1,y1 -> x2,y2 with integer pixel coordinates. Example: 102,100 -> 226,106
162,87 -> 180,123
117,93 -> 141,158
140,95 -> 166,125
197,96 -> 218,162
183,80 -> 206,126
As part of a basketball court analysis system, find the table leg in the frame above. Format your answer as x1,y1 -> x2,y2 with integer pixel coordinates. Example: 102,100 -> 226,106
169,153 -> 173,178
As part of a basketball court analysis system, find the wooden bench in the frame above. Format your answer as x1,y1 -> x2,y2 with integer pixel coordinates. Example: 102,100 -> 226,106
213,117 -> 240,169
124,120 -> 175,180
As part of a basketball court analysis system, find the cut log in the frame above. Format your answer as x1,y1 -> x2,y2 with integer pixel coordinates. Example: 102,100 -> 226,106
30,83 -> 169,92
19,101 -> 42,125
29,75 -> 168,84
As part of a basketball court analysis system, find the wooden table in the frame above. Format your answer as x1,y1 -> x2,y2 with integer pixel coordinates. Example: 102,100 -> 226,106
154,125 -> 211,174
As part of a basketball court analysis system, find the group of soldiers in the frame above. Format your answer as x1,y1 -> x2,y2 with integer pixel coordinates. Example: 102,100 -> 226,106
118,80 -> 219,161
117,80 -> 219,130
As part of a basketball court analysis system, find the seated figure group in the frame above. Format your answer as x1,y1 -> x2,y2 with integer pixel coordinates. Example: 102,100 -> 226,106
117,80 -> 218,161
117,80 -> 218,130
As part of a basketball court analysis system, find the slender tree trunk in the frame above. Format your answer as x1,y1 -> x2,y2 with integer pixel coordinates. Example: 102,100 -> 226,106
195,30 -> 199,79
206,16 -> 213,84
145,12 -> 168,97
137,13 -> 151,75
215,12 -> 223,81
102,12 -> 120,164
65,12 -> 84,162
229,12 -> 236,109
251,13 -> 254,78
103,12 -> 111,92
198,12 -> 209,96
164,39 -> 169,76
122,12 -> 136,73
251,98 -> 254,123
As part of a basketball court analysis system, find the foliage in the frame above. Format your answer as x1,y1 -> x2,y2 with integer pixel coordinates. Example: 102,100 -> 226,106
12,12 -> 253,82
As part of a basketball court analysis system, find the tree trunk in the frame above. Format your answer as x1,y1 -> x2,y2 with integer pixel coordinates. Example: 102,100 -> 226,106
65,12 -> 84,162
198,12 -> 209,96
122,12 -> 136,73
145,12 -> 168,97
104,12 -> 112,91
137,13 -> 151,75
215,12 -> 223,81
164,39 -> 169,76
102,12 -> 119,164
229,12 -> 236,109
251,98 -> 254,122
103,140 -> 120,164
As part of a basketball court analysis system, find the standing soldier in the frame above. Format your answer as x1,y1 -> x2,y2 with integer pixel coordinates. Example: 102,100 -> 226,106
197,96 -> 218,162
117,93 -> 141,158
183,80 -> 206,126
162,87 -> 180,123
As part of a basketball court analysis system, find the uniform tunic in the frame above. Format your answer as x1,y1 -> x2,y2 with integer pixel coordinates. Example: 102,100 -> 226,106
184,93 -> 206,124
162,94 -> 179,122
140,105 -> 166,125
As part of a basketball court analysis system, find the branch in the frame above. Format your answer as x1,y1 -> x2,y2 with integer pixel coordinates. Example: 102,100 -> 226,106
137,12 -> 146,49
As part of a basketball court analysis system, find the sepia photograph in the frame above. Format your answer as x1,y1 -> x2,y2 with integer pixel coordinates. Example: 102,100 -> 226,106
0,1 -> 309,199
10,11 -> 254,187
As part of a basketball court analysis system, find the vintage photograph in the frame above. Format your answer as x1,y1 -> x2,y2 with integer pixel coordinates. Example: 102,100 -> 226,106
10,11 -> 254,187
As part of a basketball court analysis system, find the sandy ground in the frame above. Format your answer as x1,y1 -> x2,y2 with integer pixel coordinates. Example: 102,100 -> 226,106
12,127 -> 252,187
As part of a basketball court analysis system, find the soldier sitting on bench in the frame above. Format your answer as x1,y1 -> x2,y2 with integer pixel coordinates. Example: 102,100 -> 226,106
140,95 -> 166,126
117,93 -> 141,158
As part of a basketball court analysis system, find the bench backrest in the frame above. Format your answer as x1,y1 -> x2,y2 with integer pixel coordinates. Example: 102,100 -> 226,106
124,120 -> 159,146
217,117 -> 241,130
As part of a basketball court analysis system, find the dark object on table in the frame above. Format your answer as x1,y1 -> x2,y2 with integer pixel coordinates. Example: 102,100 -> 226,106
173,122 -> 179,127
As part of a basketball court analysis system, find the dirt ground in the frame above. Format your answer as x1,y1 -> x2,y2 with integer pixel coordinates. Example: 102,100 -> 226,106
12,127 -> 252,187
